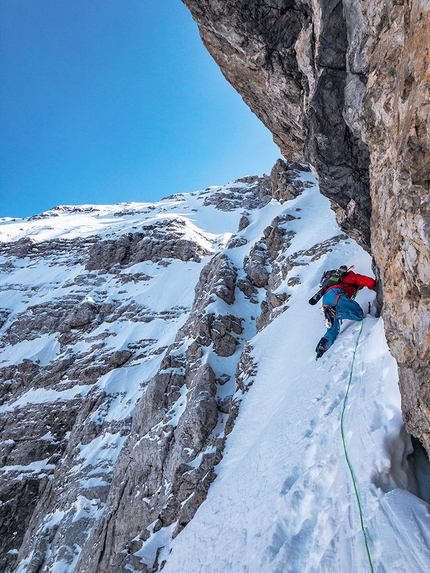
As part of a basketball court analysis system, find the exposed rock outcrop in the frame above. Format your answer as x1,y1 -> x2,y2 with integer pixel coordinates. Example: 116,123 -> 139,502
74,252 -> 247,573
1,182 -> 274,572
86,219 -> 210,272
201,175 -> 272,211
0,208 -> 219,572
182,0 -> 430,455
182,0 -> 372,247
270,158 -> 311,204
363,1 -> 430,454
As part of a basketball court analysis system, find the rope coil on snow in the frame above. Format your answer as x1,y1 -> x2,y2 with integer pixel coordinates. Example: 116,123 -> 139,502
340,318 -> 375,573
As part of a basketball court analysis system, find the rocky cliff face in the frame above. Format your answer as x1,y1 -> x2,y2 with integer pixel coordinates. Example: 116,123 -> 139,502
182,0 -> 430,455
364,1 -> 430,456
2,168 -> 429,571
0,171 -> 322,572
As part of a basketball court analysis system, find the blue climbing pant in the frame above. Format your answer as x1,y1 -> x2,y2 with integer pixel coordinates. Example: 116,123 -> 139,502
322,289 -> 364,348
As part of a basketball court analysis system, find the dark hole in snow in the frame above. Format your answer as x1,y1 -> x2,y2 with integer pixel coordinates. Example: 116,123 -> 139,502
372,425 -> 430,504
407,437 -> 430,505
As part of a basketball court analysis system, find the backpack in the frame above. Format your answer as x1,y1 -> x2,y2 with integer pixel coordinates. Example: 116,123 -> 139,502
320,268 -> 343,286
308,267 -> 349,306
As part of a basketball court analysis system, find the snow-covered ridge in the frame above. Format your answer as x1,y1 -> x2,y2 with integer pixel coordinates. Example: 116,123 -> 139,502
1,168 -> 429,572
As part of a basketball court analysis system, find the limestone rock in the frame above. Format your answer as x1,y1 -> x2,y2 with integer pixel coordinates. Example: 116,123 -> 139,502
189,312 -> 242,357
193,253 -> 238,309
182,0 -> 430,455
238,213 -> 250,231
362,1 -> 430,453
227,235 -> 248,249
109,350 -> 133,367
202,176 -> 272,211
237,277 -> 258,302
86,220 -> 210,272
0,224 -> 202,570
243,214 -> 297,330
75,319 -> 234,570
182,0 -> 372,247
270,158 -> 309,203
244,243 -> 270,288
0,235 -> 98,265
64,301 -> 99,330
65,237 -> 254,572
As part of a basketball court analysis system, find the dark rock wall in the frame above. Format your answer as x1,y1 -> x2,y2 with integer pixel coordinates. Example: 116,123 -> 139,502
182,0 -> 371,247
364,1 -> 430,454
182,0 -> 430,455
75,253 -> 242,572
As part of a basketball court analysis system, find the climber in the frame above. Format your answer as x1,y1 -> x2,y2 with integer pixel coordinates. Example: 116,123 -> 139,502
309,265 -> 376,358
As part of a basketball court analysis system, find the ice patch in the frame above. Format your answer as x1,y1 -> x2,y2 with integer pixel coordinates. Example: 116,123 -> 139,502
0,384 -> 93,413
0,334 -> 60,367
0,458 -> 56,477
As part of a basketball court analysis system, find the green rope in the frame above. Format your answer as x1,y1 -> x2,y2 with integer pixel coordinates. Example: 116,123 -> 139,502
340,318 -> 375,573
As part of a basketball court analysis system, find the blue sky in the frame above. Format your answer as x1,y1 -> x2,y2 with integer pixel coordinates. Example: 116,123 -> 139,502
0,0 -> 280,219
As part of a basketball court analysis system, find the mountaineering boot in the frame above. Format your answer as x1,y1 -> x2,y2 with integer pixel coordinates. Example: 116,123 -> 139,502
323,306 -> 336,328
315,337 -> 330,359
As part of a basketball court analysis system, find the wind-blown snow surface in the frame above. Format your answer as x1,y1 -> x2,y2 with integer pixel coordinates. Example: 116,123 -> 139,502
162,317 -> 430,572
1,174 -> 429,572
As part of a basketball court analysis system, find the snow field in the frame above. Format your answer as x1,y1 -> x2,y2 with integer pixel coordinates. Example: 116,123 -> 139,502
1,176 -> 429,572
159,191 -> 430,573
1,180 -> 259,573
163,309 -> 430,572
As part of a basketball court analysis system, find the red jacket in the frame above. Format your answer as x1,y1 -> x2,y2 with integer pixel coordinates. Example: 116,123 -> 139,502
327,271 -> 376,299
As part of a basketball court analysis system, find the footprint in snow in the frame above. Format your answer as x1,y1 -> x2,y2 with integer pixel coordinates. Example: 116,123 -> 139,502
321,391 -> 345,420
303,418 -> 318,438
268,456 -> 341,569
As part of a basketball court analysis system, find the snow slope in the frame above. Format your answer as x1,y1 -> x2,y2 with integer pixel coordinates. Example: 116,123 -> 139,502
159,192 -> 430,572
1,173 -> 429,573
163,317 -> 430,572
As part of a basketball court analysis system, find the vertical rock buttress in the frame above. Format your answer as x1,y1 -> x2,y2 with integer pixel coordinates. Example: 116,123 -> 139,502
364,1 -> 430,453
182,0 -> 371,247
182,0 -> 430,453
